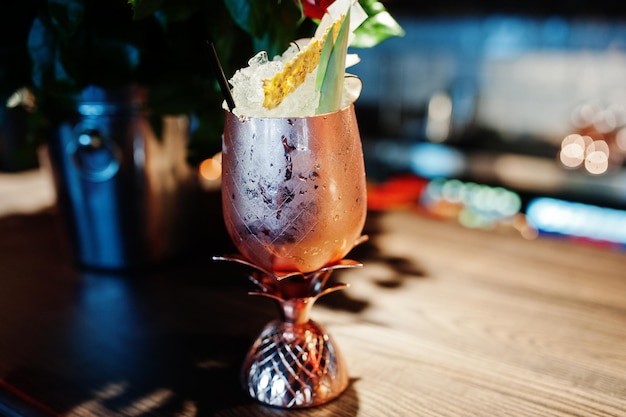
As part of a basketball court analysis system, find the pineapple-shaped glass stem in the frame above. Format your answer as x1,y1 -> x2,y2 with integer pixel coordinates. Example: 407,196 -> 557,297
214,255 -> 363,408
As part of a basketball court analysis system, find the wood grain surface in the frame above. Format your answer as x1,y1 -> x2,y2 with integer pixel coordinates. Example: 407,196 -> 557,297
0,171 -> 625,416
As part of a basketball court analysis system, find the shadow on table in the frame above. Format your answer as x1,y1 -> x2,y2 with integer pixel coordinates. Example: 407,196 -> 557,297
1,332 -> 360,416
319,210 -> 429,314
0,237 -> 356,416
0,193 -> 419,416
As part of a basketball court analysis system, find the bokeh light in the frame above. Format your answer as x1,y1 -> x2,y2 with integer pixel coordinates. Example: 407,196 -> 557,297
199,152 -> 222,182
559,134 -> 586,168
425,92 -> 452,143
559,133 -> 612,174
615,127 -> 626,153
527,197 -> 626,247
565,97 -> 626,172
570,101 -> 603,129
584,140 -> 610,175
422,178 -> 522,229
585,150 -> 609,174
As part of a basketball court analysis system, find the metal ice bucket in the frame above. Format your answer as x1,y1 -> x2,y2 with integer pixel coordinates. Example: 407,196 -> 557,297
46,85 -> 196,271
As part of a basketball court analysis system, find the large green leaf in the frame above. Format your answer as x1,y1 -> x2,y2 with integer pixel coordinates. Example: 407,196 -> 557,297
351,0 -> 404,48
351,10 -> 404,48
223,0 -> 303,57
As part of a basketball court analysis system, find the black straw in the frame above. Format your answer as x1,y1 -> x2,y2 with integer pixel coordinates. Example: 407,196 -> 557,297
207,41 -> 236,112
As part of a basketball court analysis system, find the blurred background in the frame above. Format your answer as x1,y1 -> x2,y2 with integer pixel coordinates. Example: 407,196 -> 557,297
2,0 -> 626,252
350,0 -> 626,247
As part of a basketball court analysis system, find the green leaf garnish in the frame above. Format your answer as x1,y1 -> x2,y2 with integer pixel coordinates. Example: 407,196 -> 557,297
315,25 -> 335,92
316,8 -> 350,115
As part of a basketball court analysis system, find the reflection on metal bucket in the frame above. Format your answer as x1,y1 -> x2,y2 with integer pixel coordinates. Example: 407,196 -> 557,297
46,86 -> 196,271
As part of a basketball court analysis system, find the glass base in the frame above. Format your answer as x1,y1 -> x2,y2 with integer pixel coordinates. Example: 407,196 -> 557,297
214,249 -> 366,408
243,318 -> 348,408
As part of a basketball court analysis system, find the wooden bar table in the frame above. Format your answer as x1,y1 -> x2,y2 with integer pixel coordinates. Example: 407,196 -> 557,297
0,170 -> 625,416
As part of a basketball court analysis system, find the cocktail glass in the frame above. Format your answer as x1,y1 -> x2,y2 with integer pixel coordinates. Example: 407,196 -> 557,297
214,104 -> 367,408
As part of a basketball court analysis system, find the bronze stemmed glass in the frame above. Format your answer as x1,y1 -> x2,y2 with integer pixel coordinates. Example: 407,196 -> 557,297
214,103 -> 367,408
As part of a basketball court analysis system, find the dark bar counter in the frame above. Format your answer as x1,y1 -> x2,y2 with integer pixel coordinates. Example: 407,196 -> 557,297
0,170 -> 625,416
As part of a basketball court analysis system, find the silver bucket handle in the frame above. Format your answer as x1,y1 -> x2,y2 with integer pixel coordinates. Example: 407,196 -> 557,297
66,128 -> 121,182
